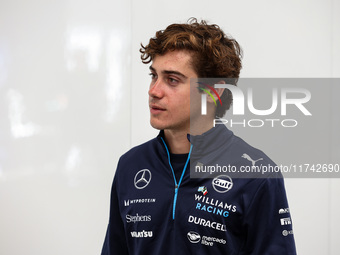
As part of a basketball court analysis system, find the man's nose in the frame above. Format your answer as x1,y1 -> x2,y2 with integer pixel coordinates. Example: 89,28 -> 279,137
148,79 -> 164,98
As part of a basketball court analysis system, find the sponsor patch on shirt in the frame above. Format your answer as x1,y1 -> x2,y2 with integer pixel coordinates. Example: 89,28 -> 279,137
130,230 -> 153,238
188,215 -> 227,232
187,231 -> 226,246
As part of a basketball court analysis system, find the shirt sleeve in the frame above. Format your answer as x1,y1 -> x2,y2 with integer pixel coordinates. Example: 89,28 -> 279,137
239,177 -> 297,255
101,170 -> 129,255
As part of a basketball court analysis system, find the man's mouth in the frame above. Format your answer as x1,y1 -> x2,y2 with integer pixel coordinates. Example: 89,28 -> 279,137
149,104 -> 166,114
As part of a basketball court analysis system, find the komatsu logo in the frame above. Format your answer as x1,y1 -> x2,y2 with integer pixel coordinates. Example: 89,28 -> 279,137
130,230 -> 153,238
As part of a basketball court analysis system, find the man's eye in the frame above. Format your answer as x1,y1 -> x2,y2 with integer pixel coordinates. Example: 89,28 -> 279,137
168,77 -> 179,85
149,73 -> 157,79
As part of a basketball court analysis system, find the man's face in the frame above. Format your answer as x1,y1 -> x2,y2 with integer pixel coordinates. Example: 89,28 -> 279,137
148,50 -> 200,132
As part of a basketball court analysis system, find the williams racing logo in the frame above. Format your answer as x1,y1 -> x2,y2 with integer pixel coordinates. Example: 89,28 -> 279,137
194,183 -> 237,218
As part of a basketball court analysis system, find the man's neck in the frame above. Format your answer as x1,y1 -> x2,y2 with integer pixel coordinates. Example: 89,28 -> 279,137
163,129 -> 191,154
163,116 -> 215,154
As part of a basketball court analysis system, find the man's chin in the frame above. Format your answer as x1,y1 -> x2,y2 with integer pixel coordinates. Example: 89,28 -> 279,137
150,120 -> 165,130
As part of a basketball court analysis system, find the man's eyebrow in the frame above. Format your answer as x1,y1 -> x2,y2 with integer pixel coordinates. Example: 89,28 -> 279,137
149,66 -> 187,79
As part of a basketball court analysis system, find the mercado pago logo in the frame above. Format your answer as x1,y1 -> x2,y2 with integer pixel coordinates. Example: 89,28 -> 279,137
198,82 -> 312,128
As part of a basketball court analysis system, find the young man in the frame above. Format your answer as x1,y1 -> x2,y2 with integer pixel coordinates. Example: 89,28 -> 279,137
102,19 -> 296,254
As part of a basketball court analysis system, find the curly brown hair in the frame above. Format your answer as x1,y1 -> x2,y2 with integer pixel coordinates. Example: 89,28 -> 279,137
140,18 -> 242,118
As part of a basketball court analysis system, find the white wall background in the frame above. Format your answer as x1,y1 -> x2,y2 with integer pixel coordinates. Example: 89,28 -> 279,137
0,0 -> 339,254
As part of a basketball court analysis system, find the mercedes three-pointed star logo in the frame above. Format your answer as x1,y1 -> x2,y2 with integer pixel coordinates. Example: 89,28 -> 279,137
134,169 -> 152,189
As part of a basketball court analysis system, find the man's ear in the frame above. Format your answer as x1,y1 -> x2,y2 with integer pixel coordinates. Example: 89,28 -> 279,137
206,80 -> 225,104
215,80 -> 225,97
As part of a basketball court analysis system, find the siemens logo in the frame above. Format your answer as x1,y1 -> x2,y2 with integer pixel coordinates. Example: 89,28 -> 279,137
126,214 -> 152,223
